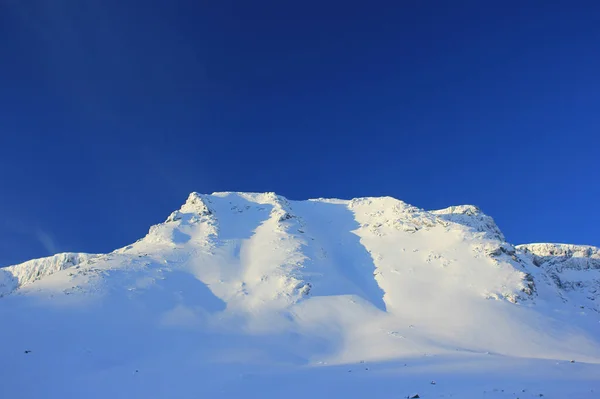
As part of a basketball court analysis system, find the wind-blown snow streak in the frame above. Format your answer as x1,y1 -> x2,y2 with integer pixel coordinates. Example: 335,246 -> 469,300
1,192 -> 599,398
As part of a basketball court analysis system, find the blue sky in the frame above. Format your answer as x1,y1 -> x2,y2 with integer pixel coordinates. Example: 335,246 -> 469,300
1,1 -> 599,266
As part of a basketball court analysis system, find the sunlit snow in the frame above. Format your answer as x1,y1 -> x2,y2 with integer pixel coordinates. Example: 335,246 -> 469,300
1,192 -> 599,398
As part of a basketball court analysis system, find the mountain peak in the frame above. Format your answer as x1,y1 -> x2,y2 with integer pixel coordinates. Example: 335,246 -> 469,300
181,192 -> 212,214
2,191 -> 600,399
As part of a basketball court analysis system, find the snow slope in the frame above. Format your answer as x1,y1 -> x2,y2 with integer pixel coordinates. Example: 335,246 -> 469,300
1,192 -> 599,398
0,252 -> 98,296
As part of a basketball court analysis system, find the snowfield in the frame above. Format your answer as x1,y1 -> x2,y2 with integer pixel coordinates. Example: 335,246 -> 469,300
1,192 -> 599,398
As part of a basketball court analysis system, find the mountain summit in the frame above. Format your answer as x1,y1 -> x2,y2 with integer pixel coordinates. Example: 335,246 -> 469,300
2,192 -> 599,398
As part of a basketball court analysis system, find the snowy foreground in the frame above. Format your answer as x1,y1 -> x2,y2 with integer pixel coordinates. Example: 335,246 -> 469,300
1,192 -> 599,398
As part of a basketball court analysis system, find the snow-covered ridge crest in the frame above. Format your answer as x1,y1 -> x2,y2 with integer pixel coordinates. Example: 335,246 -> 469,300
2,192 -> 593,307
0,252 -> 96,296
517,243 -> 600,271
166,192 -> 213,222
516,243 -> 600,312
166,191 -> 295,222
517,243 -> 600,261
431,204 -> 505,241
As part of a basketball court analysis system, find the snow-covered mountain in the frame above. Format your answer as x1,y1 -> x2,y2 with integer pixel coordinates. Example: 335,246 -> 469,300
1,192 -> 599,399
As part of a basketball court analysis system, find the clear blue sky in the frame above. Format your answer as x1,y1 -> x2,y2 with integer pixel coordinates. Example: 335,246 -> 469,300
1,1 -> 599,266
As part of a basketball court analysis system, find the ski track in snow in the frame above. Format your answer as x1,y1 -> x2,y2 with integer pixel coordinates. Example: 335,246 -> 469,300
1,192 -> 599,398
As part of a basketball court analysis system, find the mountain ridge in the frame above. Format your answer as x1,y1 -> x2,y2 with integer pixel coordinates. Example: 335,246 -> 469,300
2,192 -> 600,398
2,192 -> 598,307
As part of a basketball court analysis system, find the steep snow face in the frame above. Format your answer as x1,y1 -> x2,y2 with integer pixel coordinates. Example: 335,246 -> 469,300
1,192 -> 600,399
517,243 -> 600,312
517,243 -> 600,267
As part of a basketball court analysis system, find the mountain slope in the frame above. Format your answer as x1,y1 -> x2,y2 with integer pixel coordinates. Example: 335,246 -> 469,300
1,192 -> 599,398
